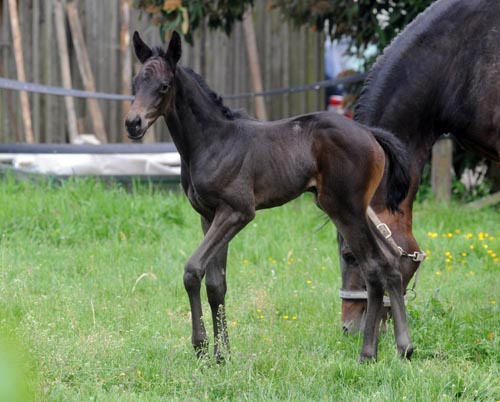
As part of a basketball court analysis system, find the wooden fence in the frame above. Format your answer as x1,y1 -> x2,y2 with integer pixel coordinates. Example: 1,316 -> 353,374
0,0 -> 325,144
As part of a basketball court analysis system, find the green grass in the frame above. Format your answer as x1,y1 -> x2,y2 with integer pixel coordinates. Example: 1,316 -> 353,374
0,176 -> 498,401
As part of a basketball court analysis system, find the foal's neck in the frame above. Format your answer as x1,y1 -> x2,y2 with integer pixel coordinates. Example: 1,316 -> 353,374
164,66 -> 233,160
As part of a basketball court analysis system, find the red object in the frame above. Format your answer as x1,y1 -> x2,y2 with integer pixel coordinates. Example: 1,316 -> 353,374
329,95 -> 343,106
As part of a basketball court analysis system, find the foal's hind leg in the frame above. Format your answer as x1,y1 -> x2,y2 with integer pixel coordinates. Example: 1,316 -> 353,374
366,210 -> 413,359
201,216 -> 230,363
317,192 -> 386,361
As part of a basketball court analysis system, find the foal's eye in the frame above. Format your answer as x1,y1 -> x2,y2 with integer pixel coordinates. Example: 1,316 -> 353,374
159,83 -> 169,94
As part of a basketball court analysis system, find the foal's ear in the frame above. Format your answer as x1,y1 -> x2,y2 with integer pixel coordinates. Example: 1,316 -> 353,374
165,31 -> 182,68
133,31 -> 153,64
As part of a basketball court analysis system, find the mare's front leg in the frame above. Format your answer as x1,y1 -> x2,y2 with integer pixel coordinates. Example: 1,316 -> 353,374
201,216 -> 230,362
184,204 -> 253,359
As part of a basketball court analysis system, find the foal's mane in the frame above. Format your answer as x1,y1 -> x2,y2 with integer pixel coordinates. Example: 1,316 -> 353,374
151,46 -> 247,120
182,66 -> 248,120
354,0 -> 462,122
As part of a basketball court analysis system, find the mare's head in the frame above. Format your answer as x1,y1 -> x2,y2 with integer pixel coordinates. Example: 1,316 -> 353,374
125,31 -> 182,140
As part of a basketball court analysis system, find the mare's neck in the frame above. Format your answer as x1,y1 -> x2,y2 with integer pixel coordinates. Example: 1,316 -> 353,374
356,1 -> 486,188
164,66 -> 231,161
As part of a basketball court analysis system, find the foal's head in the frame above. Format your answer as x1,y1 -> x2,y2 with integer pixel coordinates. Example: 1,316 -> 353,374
125,31 -> 181,140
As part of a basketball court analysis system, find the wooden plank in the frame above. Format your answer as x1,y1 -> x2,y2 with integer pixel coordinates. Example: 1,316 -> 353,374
7,0 -> 34,143
54,0 -> 79,143
43,0 -> 54,142
281,21 -> 290,117
32,0 -> 41,142
242,8 -> 267,121
66,0 -> 108,143
431,138 -> 453,202
120,0 -> 132,143
109,0 -> 119,142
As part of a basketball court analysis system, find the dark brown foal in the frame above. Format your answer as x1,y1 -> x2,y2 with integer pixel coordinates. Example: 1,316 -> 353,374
125,31 -> 412,362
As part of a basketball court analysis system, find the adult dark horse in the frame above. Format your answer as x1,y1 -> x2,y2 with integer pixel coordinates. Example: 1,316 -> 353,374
125,31 -> 413,362
339,0 -> 500,332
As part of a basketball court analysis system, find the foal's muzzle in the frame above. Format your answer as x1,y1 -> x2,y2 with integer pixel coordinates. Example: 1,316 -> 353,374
125,115 -> 147,140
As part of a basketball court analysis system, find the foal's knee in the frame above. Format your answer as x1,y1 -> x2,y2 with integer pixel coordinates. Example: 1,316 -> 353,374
183,261 -> 203,292
206,274 -> 226,306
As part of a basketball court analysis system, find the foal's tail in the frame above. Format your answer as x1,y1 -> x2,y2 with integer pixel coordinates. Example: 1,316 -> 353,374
370,127 -> 411,213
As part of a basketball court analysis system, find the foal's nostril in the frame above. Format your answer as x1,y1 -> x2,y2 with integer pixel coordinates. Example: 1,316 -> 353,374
125,116 -> 142,132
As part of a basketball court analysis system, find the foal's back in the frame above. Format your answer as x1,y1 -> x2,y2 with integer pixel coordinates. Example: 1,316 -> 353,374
243,111 -> 384,210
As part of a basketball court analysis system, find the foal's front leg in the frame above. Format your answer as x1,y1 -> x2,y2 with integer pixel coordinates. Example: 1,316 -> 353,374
201,216 -> 230,362
184,205 -> 253,359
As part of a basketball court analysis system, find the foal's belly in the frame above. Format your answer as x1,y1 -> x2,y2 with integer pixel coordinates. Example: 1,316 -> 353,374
252,159 -> 316,209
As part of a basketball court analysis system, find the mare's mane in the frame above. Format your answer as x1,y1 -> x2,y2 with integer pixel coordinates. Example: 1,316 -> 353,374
355,0 -> 464,122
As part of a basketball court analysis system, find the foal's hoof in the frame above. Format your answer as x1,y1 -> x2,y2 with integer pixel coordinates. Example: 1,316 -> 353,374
358,353 -> 377,364
194,342 -> 209,360
214,351 -> 230,365
398,343 -> 414,360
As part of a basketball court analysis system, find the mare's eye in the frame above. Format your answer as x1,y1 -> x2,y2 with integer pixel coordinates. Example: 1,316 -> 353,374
159,83 -> 169,94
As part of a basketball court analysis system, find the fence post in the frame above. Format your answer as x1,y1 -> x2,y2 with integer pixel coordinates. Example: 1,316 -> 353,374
431,137 -> 453,202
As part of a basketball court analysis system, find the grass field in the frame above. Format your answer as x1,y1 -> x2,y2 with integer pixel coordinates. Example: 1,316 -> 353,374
0,177 -> 498,401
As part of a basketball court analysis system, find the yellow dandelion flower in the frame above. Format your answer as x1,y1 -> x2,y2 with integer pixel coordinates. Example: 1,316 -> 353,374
461,252 -> 467,257
483,244 -> 489,249
435,271 -> 442,276
466,233 -> 473,239
321,265 -> 326,270
137,370 -> 142,378
447,233 -> 453,238
455,229 -> 461,234
491,300 -> 497,305
306,280 -> 313,284
256,309 -> 262,313
292,316 -> 297,320
446,258 -> 452,263
447,266 -> 453,271
283,315 -> 289,320
495,258 -> 500,263
260,315 -> 264,320
470,245 -> 475,250
243,259 -> 249,265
